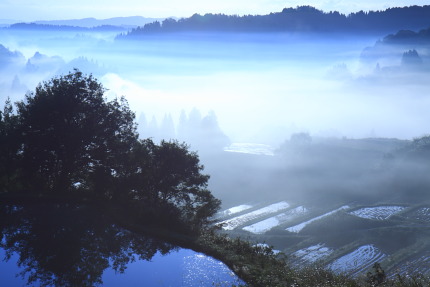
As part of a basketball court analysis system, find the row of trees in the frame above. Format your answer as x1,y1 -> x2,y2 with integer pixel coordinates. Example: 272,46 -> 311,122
118,5 -> 430,37
137,109 -> 230,151
0,70 -> 220,228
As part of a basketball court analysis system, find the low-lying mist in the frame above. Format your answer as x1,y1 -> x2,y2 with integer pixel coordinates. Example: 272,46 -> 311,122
2,29 -> 428,144
1,27 -> 430,210
98,34 -> 430,144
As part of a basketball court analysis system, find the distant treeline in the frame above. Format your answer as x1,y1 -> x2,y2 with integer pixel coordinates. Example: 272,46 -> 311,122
360,26 -> 430,63
118,5 -> 430,38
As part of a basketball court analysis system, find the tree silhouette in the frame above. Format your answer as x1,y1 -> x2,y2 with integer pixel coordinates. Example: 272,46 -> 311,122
0,70 -> 220,229
401,49 -> 423,67
13,69 -> 137,195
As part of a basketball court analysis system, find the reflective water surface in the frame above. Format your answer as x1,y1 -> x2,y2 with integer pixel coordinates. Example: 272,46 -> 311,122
0,203 -> 242,286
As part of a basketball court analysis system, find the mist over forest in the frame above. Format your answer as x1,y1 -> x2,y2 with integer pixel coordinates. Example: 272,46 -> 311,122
2,5 -> 430,280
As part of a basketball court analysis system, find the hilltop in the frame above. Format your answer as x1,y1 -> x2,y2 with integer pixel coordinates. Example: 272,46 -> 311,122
118,5 -> 430,39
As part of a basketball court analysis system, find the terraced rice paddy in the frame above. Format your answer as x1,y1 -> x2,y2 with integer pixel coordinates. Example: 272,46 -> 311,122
217,201 -> 290,231
291,244 -> 333,264
221,201 -> 430,277
349,206 -> 405,220
390,252 -> 430,277
329,245 -> 386,276
405,207 -> 430,222
223,143 -> 275,156
286,206 -> 350,233
217,204 -> 253,219
242,206 -> 308,234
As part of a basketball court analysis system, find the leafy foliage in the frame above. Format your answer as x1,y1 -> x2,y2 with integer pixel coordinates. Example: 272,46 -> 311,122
0,70 -> 220,228
12,70 -> 137,194
366,263 -> 386,286
0,98 -> 21,192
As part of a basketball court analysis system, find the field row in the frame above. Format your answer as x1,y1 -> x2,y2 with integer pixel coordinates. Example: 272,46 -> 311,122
217,201 -> 290,230
218,203 -> 412,235
217,202 -> 430,276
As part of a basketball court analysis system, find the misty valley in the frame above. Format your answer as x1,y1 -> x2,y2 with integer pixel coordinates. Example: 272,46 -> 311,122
213,136 -> 430,278
2,5 -> 430,286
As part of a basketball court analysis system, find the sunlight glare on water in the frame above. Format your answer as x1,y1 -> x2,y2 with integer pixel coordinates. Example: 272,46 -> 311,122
182,252 -> 244,286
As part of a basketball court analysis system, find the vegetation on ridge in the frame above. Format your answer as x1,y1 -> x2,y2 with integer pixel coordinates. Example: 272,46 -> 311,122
192,228 -> 430,287
117,5 -> 430,38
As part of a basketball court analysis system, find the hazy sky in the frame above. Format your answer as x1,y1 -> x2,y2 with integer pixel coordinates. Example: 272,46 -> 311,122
0,0 -> 428,21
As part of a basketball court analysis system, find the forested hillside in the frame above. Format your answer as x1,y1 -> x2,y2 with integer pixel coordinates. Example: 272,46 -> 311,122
118,5 -> 430,38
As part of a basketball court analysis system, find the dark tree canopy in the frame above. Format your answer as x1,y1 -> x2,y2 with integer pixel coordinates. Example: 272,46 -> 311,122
0,70 -> 220,228
14,70 -> 137,194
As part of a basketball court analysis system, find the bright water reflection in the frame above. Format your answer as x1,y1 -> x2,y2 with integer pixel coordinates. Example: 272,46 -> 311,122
1,248 -> 243,287
102,249 -> 243,286
0,203 -> 243,286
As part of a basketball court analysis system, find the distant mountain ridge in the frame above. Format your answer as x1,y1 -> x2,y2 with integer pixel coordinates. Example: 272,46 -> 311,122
0,16 -> 166,29
6,22 -> 127,32
34,16 -> 165,28
118,5 -> 430,38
